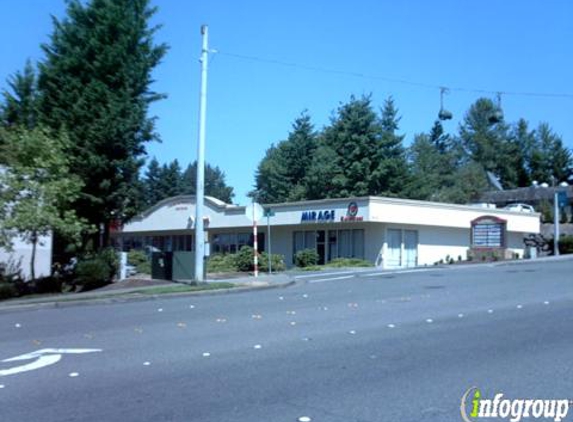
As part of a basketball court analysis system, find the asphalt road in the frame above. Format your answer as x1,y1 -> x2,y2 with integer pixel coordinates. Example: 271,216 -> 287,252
1,258 -> 573,422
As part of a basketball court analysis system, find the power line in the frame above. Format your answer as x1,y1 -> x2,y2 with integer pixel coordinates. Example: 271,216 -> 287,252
217,51 -> 573,100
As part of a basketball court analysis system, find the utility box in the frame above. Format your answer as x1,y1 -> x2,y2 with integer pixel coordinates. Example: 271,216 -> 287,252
173,251 -> 195,281
151,252 -> 173,280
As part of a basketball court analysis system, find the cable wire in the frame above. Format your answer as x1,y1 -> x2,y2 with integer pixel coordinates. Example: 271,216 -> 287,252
217,51 -> 573,100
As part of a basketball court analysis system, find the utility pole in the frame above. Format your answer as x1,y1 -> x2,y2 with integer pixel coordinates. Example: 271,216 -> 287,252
194,25 -> 209,282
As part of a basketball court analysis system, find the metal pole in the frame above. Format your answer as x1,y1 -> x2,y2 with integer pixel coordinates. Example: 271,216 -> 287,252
267,213 -> 272,274
554,190 -> 560,256
194,25 -> 209,282
253,203 -> 258,277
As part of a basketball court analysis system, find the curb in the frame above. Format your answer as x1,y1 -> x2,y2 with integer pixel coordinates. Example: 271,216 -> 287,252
0,279 -> 296,314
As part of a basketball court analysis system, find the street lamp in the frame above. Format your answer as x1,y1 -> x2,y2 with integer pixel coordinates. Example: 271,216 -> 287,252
535,180 -> 569,256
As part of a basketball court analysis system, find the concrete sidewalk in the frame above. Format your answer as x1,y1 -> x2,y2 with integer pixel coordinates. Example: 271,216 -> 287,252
0,272 -> 296,312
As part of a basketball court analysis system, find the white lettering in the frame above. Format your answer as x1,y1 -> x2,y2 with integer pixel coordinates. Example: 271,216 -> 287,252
510,400 -> 524,422
555,400 -> 569,422
479,399 -> 493,417
531,400 -> 544,418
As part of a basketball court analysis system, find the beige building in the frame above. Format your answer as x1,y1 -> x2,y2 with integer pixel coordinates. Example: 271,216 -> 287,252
115,195 -> 540,269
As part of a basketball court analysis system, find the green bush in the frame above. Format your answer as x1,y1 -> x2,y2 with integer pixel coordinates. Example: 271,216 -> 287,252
235,246 -> 256,272
33,277 -> 62,294
0,282 -> 17,300
128,250 -> 151,274
324,258 -> 372,268
207,254 -> 238,273
74,247 -> 118,291
295,248 -> 319,268
259,252 -> 286,272
559,235 -> 573,255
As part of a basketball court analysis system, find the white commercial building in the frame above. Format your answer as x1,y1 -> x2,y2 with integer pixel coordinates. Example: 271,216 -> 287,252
0,233 -> 53,280
115,195 -> 540,269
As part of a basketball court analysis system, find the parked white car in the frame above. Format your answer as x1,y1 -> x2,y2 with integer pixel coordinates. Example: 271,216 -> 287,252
504,203 -> 535,213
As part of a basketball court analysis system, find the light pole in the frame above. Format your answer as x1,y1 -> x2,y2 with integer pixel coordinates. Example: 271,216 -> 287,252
194,25 -> 209,282
537,180 -> 569,256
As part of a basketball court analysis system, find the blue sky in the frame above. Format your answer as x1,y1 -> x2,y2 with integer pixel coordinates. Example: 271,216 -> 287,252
1,1 -> 572,205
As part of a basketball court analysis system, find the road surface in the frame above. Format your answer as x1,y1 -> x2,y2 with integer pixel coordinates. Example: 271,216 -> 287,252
1,258 -> 572,422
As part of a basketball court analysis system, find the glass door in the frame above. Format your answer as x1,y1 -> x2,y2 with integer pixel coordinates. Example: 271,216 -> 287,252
386,229 -> 402,268
404,230 -> 418,268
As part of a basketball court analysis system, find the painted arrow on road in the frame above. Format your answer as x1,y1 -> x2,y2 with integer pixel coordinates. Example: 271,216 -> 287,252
0,348 -> 102,377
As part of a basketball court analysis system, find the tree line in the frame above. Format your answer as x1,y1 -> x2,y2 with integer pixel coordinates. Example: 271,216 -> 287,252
1,0 -> 571,280
252,95 -> 572,205
0,0 -> 233,264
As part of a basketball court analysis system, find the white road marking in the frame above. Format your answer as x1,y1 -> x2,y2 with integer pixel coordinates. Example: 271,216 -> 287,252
202,352 -> 211,357
14,323 -> 21,328
157,308 -> 163,312
488,309 -> 494,314
426,319 -> 433,324
302,294 -> 309,298
0,354 -> 61,377
308,275 -> 354,283
0,384 -> 4,388
298,416 -> 312,422
290,322 -> 297,326
295,271 -> 355,279
68,372 -> 79,378
348,330 -> 356,335
279,296 -> 284,300
0,348 -> 102,377
544,301 -> 550,305
189,305 -> 195,309
143,362 -> 151,366
253,344 -> 262,350
516,305 -> 523,309
458,313 -> 464,318
387,324 -> 396,329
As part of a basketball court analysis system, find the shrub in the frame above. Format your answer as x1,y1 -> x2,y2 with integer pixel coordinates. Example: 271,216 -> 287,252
295,248 -> 319,268
259,252 -> 286,272
325,258 -> 372,268
74,247 -> 118,291
0,282 -> 17,300
235,246 -> 256,272
33,277 -> 62,294
559,235 -> 573,255
207,254 -> 238,273
128,250 -> 151,274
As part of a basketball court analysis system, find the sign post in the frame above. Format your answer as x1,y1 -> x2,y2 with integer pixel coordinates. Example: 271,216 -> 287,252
264,208 -> 275,274
245,202 -> 264,277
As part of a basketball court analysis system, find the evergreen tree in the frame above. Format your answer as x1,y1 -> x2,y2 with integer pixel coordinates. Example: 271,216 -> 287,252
158,160 -> 182,200
37,0 -> 168,246
252,143 -> 291,203
512,118 -> 536,186
307,95 -> 405,198
1,60 -> 39,129
374,96 -> 409,196
304,141 -> 345,200
529,123 -> 572,184
458,98 -> 522,189
143,157 -> 162,207
253,112 -> 317,203
180,161 -> 235,203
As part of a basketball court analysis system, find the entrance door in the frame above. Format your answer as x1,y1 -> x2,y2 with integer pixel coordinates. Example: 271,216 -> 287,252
316,230 -> 326,265
404,230 -> 418,268
386,229 -> 402,268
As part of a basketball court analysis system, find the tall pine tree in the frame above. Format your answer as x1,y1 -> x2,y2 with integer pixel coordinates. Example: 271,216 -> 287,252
254,112 -> 317,202
37,0 -> 168,246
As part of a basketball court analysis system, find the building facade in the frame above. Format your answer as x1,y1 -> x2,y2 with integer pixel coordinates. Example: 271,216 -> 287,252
115,195 -> 540,269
